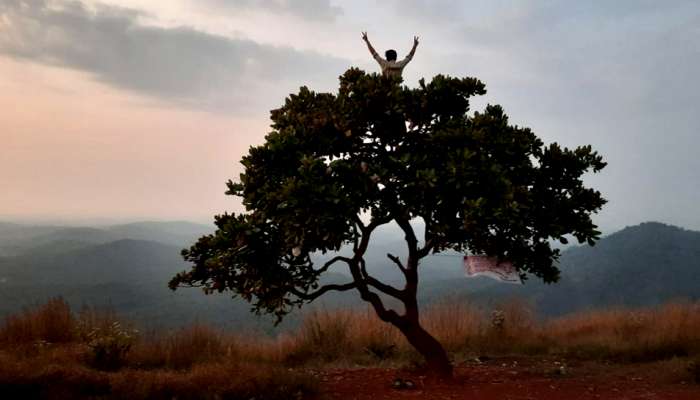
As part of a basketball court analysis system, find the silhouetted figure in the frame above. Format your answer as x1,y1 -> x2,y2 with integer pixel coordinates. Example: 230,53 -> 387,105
362,32 -> 418,79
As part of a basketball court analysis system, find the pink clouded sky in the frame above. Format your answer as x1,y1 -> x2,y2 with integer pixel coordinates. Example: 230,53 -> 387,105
1,55 -> 265,223
2,0 -> 699,231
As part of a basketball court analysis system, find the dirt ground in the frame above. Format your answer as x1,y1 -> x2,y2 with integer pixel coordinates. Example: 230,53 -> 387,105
313,357 -> 700,400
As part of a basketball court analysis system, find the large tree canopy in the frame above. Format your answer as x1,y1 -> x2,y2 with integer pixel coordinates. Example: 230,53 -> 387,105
170,68 -> 606,376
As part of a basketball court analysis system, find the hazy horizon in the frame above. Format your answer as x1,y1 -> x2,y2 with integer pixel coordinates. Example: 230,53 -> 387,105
2,1 -> 700,232
0,214 -> 215,228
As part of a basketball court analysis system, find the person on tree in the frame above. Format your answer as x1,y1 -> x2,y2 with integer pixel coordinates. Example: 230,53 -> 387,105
362,32 -> 418,79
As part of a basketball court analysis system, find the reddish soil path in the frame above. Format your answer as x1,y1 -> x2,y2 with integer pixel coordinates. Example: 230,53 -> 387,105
314,357 -> 700,399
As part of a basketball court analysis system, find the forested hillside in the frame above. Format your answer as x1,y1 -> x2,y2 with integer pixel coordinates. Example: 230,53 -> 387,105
1,221 -> 698,330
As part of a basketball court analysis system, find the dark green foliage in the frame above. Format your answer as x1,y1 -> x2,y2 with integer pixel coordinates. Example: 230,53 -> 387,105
170,68 -> 606,321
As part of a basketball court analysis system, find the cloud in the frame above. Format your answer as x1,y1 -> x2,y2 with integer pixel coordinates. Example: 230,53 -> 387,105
0,0 -> 348,112
459,2 -> 700,114
204,0 -> 342,22
392,0 -> 697,25
386,0 -> 700,230
458,2 -> 700,231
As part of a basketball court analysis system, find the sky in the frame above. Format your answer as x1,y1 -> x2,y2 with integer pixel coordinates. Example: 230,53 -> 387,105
1,0 -> 699,232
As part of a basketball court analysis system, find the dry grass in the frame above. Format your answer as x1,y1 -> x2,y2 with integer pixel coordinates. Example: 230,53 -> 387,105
0,298 -> 317,399
0,351 -> 314,400
546,302 -> 700,361
0,298 -> 76,344
106,363 -> 315,400
276,299 -> 700,365
131,324 -> 228,369
2,297 -> 700,398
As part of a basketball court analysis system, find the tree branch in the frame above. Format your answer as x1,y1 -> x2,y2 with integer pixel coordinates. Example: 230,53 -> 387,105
387,253 -> 407,273
395,217 -> 420,305
352,214 -> 388,255
395,217 -> 418,259
359,257 -> 369,279
348,260 -> 406,327
418,216 -> 435,258
291,282 -> 357,301
354,216 -> 390,257
417,238 -> 435,259
359,258 -> 405,300
315,255 -> 352,274
342,218 -> 407,326
367,216 -> 391,232
353,214 -> 366,232
352,222 -> 360,252
423,216 -> 431,244
364,288 -> 406,326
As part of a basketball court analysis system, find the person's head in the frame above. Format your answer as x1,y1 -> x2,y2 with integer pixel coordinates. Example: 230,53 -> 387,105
385,49 -> 397,61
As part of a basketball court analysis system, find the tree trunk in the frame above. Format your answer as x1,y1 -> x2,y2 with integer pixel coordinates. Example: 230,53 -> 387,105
397,320 -> 453,378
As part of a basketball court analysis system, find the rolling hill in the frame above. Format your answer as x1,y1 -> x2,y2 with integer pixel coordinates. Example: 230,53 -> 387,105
0,220 -> 698,331
0,221 -> 212,257
418,222 -> 700,315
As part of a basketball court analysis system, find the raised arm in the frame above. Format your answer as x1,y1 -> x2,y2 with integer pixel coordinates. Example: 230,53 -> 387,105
397,36 -> 419,67
362,31 -> 385,65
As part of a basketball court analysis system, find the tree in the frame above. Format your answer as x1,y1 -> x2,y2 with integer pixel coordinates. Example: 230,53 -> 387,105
169,68 -> 606,377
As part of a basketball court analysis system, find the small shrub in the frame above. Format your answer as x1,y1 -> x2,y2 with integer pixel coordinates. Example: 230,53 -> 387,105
85,321 -> 137,371
364,342 -> 396,360
76,305 -> 121,340
490,310 -> 505,331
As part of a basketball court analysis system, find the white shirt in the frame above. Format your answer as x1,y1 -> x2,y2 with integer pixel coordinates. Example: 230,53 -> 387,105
368,46 -> 416,78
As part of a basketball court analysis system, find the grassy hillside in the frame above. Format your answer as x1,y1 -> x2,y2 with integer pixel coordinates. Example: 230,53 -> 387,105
0,298 -> 698,399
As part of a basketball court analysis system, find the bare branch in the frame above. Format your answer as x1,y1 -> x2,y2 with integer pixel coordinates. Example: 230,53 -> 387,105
367,278 -> 405,300
395,217 -> 418,264
395,217 -> 420,299
355,217 -> 388,257
353,214 -> 366,232
352,222 -> 360,252
387,253 -> 406,273
423,216 -> 431,244
291,282 -> 357,301
347,260 -> 406,327
417,216 -> 436,259
368,216 -> 392,231
395,217 -> 418,248
359,258 -> 405,300
316,256 -> 352,274
351,215 -> 390,259
343,217 -> 407,324
359,257 -> 369,279
362,286 -> 405,325
417,238 -> 435,259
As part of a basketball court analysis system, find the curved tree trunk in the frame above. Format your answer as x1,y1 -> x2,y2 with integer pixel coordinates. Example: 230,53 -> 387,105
348,217 -> 453,378
397,320 -> 453,378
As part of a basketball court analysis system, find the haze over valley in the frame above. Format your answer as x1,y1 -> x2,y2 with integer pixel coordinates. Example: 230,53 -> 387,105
1,220 -> 698,332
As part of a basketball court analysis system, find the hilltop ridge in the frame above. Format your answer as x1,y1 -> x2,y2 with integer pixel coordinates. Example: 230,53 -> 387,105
0,220 -> 698,328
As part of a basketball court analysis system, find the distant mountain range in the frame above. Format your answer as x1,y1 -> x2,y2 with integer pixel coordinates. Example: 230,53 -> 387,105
0,220 -> 698,332
417,222 -> 700,315
0,221 -> 212,257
